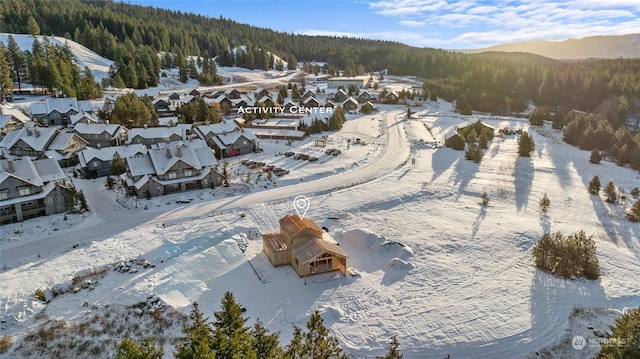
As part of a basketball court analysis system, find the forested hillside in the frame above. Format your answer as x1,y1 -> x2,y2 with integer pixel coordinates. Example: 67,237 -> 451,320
1,0 -> 639,121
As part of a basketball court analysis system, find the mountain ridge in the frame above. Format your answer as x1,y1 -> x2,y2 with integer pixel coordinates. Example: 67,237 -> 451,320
461,34 -> 640,60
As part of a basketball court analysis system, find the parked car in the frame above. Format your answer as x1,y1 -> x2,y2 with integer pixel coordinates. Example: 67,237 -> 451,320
307,156 -> 319,162
274,168 -> 290,176
299,154 -> 310,160
284,151 -> 295,157
245,160 -> 256,167
262,165 -> 276,172
325,148 -> 335,155
325,148 -> 342,156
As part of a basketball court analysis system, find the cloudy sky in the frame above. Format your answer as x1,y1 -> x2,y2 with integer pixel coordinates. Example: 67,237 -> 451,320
126,0 -> 640,49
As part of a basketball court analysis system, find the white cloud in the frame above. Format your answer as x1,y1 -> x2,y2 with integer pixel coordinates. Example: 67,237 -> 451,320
367,0 -> 640,47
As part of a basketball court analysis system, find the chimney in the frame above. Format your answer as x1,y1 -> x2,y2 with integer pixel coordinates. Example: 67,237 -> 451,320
26,126 -> 32,136
7,160 -> 14,173
165,147 -> 172,158
34,127 -> 40,137
176,145 -> 182,157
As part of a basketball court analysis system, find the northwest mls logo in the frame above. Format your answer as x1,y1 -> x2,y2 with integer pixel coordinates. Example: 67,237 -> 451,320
572,335 -> 587,350
237,106 -> 333,114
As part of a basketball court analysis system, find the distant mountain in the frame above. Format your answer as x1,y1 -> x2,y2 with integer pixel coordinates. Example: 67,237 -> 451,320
462,34 -> 640,60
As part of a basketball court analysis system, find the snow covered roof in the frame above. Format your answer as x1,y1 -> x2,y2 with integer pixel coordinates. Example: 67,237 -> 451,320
73,122 -> 122,136
180,95 -> 195,104
215,130 -> 257,147
148,140 -> 216,175
0,103 -> 31,124
47,131 -> 87,152
196,121 -> 239,137
0,157 -> 65,187
128,126 -> 187,142
0,124 -> 58,151
69,112 -> 99,125
126,154 -> 155,177
79,144 -> 148,166
31,98 -> 80,116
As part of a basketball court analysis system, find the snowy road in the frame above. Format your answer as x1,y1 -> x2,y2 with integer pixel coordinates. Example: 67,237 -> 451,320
1,109 -> 410,267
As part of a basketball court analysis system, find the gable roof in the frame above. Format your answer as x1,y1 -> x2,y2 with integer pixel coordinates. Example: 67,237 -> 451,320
31,98 -> 80,116
196,121 -> 240,137
125,154 -> 156,177
73,122 -> 123,137
69,112 -> 99,125
0,124 -> 58,152
78,144 -> 148,167
47,131 -> 88,152
279,214 -> 323,239
293,235 -> 348,264
148,139 -> 216,175
0,157 -> 65,187
0,103 -> 31,124
128,126 -> 187,142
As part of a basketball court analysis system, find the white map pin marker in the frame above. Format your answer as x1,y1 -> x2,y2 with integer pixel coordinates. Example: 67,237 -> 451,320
293,195 -> 310,219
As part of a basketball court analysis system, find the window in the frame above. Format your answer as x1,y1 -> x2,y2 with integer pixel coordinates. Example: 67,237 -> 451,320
167,171 -> 178,179
183,169 -> 193,177
0,190 -> 8,200
18,187 -> 31,196
92,161 -> 99,167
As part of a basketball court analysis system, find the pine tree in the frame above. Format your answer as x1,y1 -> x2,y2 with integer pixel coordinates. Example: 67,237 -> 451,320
0,44 -> 13,101
299,311 -> 347,359
481,192 -> 489,205
174,302 -> 215,359
589,176 -> 601,195
631,187 -> 640,199
590,147 -> 602,164
604,181 -> 617,203
26,16 -> 40,36
115,338 -> 164,359
252,321 -> 283,359
377,336 -> 403,359
539,193 -> 550,212
285,326 -> 304,359
6,35 -> 25,92
518,131 -> 535,157
627,200 -> 640,222
597,308 -> 640,359
111,152 -> 126,176
78,190 -> 88,211
212,291 -> 256,359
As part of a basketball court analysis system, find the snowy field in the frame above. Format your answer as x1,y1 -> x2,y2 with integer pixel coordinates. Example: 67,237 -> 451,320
1,97 -> 639,358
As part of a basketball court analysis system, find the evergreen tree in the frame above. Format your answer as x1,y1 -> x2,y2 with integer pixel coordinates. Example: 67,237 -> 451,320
539,193 -> 550,212
604,181 -> 617,203
300,311 -> 347,359
627,200 -> 640,222
630,187 -> 640,199
111,152 -> 126,176
252,321 -> 283,359
26,16 -> 40,36
590,147 -> 602,164
212,291 -> 256,359
6,35 -> 25,92
179,56 -> 188,83
406,107 -> 413,118
78,190 -> 88,211
115,338 -> 164,359
588,176 -> 601,195
518,131 -> 535,157
377,336 -> 403,359
174,302 -> 216,359
597,307 -> 640,359
113,74 -> 126,88
481,192 -> 489,205
285,326 -> 304,359
0,44 -> 13,101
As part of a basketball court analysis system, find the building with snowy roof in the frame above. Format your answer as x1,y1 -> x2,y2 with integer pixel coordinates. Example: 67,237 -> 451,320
0,157 -> 72,224
122,139 -> 223,197
78,143 -> 147,178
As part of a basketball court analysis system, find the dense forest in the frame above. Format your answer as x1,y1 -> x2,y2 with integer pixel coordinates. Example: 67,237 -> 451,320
1,0 -> 639,121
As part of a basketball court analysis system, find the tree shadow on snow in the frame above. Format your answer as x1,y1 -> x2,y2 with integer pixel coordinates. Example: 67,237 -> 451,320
451,154 -> 482,200
513,157 -> 534,212
529,269 -> 607,351
429,147 -> 459,184
472,204 -> 487,238
539,211 -> 551,234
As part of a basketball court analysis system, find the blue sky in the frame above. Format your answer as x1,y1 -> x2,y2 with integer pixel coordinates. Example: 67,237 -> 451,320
124,0 -> 640,49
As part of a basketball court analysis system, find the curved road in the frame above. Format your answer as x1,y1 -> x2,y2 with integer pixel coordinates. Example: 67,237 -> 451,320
1,109 -> 410,266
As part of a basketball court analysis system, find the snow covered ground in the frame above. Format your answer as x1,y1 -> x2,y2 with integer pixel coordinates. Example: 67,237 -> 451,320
2,94 -> 639,358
